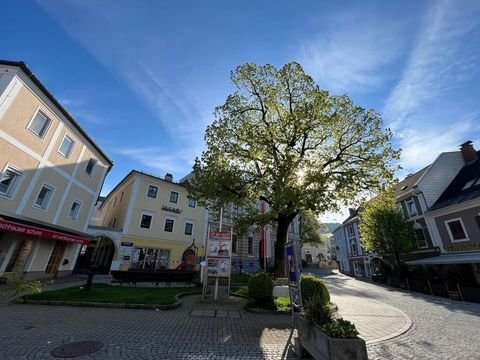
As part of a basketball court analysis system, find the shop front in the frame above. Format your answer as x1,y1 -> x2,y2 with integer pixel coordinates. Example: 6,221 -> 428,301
0,218 -> 90,279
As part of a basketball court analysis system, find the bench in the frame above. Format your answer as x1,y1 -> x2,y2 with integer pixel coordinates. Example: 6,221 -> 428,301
111,269 -> 197,287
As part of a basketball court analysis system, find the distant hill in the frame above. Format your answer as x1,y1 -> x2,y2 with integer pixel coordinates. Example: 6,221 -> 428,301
320,222 -> 341,234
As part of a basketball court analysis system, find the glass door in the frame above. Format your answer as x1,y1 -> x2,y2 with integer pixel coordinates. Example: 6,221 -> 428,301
45,242 -> 66,275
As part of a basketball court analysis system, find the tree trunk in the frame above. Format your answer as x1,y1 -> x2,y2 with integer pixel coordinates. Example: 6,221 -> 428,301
274,213 -> 295,276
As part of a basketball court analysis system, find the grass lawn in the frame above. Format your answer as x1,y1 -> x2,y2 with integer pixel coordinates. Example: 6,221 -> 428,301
231,286 -> 249,297
24,284 -> 201,305
230,273 -> 252,284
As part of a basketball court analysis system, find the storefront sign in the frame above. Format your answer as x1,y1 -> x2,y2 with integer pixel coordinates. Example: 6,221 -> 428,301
161,205 -> 182,214
120,242 -> 133,263
444,243 -> 480,252
0,219 -> 90,245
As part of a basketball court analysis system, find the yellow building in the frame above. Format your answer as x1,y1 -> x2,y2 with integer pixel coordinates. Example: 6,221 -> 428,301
84,171 -> 207,271
0,60 -> 113,279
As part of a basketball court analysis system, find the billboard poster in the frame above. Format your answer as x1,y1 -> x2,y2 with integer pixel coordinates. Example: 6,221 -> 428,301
207,257 -> 231,277
207,239 -> 230,257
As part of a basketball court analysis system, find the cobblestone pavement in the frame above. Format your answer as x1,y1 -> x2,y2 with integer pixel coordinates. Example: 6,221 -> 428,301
315,270 -> 480,360
0,294 -> 297,360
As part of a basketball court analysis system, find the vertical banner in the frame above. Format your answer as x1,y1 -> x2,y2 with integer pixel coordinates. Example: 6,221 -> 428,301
285,242 -> 303,312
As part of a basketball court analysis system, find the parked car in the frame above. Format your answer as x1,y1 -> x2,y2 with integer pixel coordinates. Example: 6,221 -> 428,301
371,272 -> 387,283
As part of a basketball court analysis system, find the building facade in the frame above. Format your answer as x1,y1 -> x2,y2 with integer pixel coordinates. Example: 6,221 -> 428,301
85,171 -> 207,272
0,60 -> 112,279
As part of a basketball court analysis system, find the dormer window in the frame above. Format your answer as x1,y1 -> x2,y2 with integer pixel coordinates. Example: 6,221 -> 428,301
406,200 -> 417,217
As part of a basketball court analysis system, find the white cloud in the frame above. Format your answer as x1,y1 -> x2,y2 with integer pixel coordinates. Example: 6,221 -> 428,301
299,12 -> 406,94
385,0 -> 480,129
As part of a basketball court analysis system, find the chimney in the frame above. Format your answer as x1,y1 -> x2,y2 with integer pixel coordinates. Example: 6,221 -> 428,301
460,141 -> 478,165
165,173 -> 173,182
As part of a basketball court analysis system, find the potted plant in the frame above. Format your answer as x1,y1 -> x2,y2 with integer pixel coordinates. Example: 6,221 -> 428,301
294,276 -> 368,360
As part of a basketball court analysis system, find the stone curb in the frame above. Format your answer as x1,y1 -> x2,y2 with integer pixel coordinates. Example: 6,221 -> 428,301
20,290 -> 203,310
364,306 -> 413,345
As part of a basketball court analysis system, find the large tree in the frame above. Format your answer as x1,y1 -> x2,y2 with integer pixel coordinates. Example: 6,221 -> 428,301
189,62 -> 399,275
359,187 -> 416,265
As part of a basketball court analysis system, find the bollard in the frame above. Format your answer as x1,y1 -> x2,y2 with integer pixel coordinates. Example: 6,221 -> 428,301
84,265 -> 98,292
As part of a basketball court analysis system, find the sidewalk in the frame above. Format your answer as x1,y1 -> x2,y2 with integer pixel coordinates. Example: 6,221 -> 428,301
311,270 -> 412,345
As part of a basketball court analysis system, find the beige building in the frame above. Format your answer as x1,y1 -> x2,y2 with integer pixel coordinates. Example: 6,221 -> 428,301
84,171 -> 207,271
0,60 -> 112,279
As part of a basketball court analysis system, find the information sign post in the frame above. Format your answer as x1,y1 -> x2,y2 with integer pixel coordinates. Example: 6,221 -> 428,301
285,242 -> 303,315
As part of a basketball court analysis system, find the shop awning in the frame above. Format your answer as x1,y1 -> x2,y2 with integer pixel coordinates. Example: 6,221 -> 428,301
0,219 -> 90,245
406,253 -> 480,265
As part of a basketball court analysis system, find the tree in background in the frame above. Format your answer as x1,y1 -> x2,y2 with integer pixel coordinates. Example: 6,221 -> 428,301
299,210 -> 325,248
189,62 -> 399,275
359,187 -> 416,265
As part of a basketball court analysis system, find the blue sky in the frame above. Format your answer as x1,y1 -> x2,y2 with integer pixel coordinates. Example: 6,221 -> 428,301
2,0 -> 480,222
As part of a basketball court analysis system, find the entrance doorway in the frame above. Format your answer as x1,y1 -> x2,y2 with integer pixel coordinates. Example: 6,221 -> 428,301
74,236 -> 115,273
45,241 -> 66,275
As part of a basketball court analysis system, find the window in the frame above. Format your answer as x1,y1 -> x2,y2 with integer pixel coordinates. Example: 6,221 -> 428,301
184,222 -> 193,235
85,158 -> 97,176
0,165 -> 22,198
445,219 -> 468,242
406,200 -> 417,217
120,191 -> 124,202
28,110 -> 51,139
147,185 -> 158,199
140,214 -> 153,229
348,225 -> 355,237
34,185 -> 54,209
232,234 -> 238,253
132,247 -> 170,270
188,198 -> 196,208
169,191 -> 179,204
113,197 -> 117,207
164,218 -> 174,232
68,200 -> 81,220
351,242 -> 358,256
248,236 -> 253,254
414,228 -> 428,249
58,135 -> 75,158
112,218 -> 117,228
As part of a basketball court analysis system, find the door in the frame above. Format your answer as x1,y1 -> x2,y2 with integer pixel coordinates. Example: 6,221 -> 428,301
45,241 -> 66,275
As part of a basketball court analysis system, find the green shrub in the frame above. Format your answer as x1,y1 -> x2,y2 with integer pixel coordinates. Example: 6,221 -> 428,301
274,297 -> 291,312
304,294 -> 333,327
321,318 -> 359,338
248,272 -> 273,307
301,274 -> 330,306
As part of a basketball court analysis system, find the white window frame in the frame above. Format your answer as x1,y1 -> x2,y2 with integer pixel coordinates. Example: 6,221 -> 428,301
33,184 -> 55,210
0,164 -> 23,199
348,224 -> 355,237
187,197 -> 196,208
184,221 -> 194,235
164,217 -> 175,232
85,158 -> 97,176
139,212 -> 154,229
414,227 -> 428,249
406,200 -> 417,217
68,199 -> 82,220
351,242 -> 358,256
147,185 -> 159,199
353,261 -> 362,276
58,134 -> 75,159
169,191 -> 179,204
27,109 -> 52,140
445,218 -> 469,243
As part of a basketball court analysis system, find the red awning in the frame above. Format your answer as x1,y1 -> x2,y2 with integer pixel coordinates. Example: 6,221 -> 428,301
0,219 -> 90,245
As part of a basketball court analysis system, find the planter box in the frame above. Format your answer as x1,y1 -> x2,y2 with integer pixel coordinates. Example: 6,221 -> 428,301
294,315 -> 368,360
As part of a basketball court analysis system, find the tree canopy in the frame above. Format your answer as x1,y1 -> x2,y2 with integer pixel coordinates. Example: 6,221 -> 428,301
359,187 -> 416,265
299,210 -> 325,248
189,62 -> 399,274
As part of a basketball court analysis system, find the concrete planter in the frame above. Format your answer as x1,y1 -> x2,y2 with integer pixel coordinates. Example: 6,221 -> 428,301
294,315 -> 368,360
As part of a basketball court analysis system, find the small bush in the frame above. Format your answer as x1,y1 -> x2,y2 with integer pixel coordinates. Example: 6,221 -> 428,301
274,297 -> 291,312
321,318 -> 359,338
301,274 -> 330,306
304,294 -> 333,327
248,272 -> 273,307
